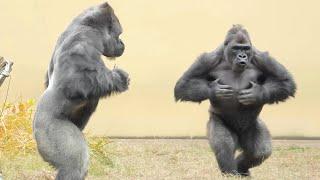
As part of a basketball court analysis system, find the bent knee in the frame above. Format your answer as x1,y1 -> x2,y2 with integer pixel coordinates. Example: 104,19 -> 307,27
254,147 -> 272,160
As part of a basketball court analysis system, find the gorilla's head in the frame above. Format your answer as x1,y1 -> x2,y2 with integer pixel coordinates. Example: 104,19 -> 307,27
223,25 -> 253,72
82,2 -> 125,58
100,3 -> 125,58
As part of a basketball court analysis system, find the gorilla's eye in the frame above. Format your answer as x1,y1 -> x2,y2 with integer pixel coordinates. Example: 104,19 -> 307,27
232,45 -> 251,51
232,46 -> 241,51
242,46 -> 251,51
107,24 -> 113,31
231,46 -> 240,51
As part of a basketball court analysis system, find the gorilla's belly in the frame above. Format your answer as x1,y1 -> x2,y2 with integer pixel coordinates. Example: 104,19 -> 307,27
210,102 -> 262,132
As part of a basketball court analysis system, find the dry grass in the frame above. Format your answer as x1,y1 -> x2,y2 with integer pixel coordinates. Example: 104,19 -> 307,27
0,100 -> 115,179
1,101 -> 319,179
0,100 -> 36,156
1,139 -> 320,180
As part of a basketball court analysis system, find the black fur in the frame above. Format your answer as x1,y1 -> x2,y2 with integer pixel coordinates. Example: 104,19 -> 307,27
174,25 -> 296,176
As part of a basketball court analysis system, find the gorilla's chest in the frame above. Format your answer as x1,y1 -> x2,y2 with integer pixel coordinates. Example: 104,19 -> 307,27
208,68 -> 263,122
210,68 -> 261,92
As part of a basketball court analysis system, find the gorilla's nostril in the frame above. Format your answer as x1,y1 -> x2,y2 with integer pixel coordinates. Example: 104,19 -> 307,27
237,53 -> 248,60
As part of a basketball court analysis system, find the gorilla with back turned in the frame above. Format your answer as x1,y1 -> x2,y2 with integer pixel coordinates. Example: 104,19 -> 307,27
33,2 -> 129,180
174,25 -> 296,176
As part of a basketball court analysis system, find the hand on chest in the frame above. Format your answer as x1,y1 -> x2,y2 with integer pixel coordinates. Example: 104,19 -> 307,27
210,68 -> 261,92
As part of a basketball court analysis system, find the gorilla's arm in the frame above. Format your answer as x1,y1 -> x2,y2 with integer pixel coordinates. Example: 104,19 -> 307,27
174,49 -> 222,103
60,54 -> 128,100
253,51 -> 296,104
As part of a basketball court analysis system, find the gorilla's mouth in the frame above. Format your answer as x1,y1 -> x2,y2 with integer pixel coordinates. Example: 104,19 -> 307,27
238,61 -> 246,66
233,60 -> 247,72
237,61 -> 247,68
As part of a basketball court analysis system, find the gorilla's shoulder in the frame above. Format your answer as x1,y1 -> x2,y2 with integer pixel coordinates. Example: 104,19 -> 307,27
67,43 -> 101,58
197,51 -> 223,67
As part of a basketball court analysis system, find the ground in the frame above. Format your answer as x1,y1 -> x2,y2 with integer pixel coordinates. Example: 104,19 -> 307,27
1,139 -> 320,180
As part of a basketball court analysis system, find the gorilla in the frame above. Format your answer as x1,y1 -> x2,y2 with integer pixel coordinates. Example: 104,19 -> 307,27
33,2 -> 129,180
174,25 -> 296,176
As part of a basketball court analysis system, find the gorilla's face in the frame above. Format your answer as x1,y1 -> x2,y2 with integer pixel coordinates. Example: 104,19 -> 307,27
101,6 -> 125,58
224,39 -> 253,72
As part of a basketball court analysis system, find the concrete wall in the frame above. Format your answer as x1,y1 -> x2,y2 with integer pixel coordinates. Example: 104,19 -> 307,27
0,0 -> 319,136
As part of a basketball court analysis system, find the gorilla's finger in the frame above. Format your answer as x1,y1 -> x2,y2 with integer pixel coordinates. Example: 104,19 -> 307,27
216,94 -> 234,99
216,91 -> 234,95
214,78 -> 220,83
216,94 -> 233,99
249,81 -> 258,88
239,89 -> 253,95
218,84 -> 232,89
126,77 -> 130,86
239,101 -> 253,105
214,79 -> 231,87
216,89 -> 233,94
238,94 -> 253,99
237,95 -> 255,102
219,88 -> 233,92
239,98 -> 255,105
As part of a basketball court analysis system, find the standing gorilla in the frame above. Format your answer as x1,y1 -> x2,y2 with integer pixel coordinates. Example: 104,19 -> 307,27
33,2 -> 129,180
174,25 -> 296,176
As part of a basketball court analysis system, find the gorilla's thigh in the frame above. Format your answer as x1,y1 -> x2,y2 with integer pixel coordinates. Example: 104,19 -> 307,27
207,115 -> 239,173
236,119 -> 272,173
239,119 -> 272,156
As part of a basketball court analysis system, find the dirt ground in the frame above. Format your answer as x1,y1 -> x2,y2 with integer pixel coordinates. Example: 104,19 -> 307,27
273,139 -> 320,147
100,139 -> 320,180
1,139 -> 320,180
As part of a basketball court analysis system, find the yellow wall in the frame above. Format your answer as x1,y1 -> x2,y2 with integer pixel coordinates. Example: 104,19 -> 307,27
0,0 -> 319,137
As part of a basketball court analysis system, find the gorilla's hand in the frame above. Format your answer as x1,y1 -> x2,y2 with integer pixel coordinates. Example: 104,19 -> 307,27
209,79 -> 234,100
238,81 -> 264,105
111,68 -> 130,93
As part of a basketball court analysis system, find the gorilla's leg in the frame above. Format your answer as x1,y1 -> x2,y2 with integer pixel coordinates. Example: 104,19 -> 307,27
236,119 -> 272,176
35,119 -> 89,180
56,168 -> 87,180
207,114 -> 239,174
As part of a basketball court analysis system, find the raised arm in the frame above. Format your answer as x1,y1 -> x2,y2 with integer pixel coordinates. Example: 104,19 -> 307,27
57,53 -> 129,100
253,50 -> 296,104
174,47 -> 223,103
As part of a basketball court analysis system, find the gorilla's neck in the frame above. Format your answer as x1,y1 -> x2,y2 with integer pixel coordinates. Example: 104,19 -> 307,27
232,65 -> 246,73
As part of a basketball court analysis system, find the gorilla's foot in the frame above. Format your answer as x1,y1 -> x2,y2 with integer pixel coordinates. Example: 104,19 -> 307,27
221,169 -> 251,178
238,168 -> 251,177
221,169 -> 241,176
